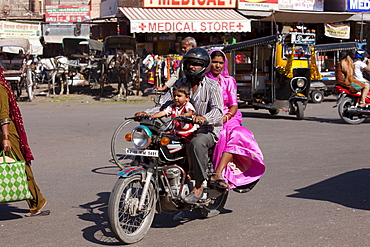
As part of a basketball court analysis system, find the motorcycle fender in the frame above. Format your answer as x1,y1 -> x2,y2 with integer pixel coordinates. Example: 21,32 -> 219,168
333,93 -> 347,108
289,93 -> 308,101
117,166 -> 146,179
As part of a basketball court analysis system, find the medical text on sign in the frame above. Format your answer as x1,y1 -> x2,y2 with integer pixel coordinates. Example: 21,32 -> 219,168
139,21 -> 244,32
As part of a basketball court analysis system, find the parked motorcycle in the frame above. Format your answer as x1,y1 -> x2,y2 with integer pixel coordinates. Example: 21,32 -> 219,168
108,115 -> 258,244
334,85 -> 370,124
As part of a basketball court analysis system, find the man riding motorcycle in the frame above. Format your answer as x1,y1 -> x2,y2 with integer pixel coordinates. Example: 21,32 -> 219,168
135,47 -> 224,203
336,50 -> 370,108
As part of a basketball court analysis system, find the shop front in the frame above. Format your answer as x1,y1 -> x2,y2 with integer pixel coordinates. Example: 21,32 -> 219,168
118,4 -> 251,55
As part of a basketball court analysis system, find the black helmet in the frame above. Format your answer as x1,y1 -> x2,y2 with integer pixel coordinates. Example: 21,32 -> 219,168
355,49 -> 369,59
182,47 -> 211,81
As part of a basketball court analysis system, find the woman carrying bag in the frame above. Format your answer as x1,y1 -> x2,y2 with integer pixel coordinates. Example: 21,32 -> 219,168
0,67 -> 49,217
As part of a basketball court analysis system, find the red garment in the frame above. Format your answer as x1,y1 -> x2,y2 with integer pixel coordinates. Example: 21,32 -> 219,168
0,67 -> 34,164
163,101 -> 197,138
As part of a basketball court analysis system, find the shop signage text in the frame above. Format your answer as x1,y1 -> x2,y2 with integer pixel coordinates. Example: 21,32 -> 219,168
0,21 -> 41,39
348,0 -> 370,12
143,0 -> 235,8
45,5 -> 91,23
325,23 -> 350,39
238,0 -> 278,11
131,20 -> 250,33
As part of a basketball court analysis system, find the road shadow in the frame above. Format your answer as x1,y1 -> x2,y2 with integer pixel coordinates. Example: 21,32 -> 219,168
151,208 -> 232,229
91,165 -> 121,176
78,192 -> 121,245
0,203 -> 29,221
241,111 -> 300,121
241,110 -> 370,124
287,168 -> 370,210
78,190 -> 233,245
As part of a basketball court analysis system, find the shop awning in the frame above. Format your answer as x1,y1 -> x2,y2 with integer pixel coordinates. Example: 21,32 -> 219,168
346,13 -> 370,21
314,42 -> 358,52
118,7 -> 251,33
0,38 -> 43,55
43,35 -> 90,44
237,10 -> 272,19
260,10 -> 354,23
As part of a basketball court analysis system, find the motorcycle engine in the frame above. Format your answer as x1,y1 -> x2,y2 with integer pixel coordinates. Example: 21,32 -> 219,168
165,166 -> 189,199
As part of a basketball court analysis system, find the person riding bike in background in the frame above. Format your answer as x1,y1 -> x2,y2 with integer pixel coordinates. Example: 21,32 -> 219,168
353,49 -> 370,107
336,50 -> 369,108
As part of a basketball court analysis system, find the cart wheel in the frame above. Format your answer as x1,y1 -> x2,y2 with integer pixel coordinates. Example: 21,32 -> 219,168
294,101 -> 304,120
268,109 -> 279,115
310,90 -> 324,104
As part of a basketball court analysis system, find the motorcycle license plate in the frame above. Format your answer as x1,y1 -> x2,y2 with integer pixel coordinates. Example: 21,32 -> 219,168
126,148 -> 159,157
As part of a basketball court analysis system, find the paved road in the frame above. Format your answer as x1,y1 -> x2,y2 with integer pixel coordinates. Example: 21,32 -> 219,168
1,98 -> 369,247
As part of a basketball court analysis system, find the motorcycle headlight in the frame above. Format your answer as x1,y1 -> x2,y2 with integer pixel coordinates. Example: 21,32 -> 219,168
290,77 -> 307,92
131,126 -> 152,150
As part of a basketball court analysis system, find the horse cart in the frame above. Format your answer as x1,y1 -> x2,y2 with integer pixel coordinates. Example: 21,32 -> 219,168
62,37 -> 104,94
0,38 -> 43,101
101,35 -> 141,100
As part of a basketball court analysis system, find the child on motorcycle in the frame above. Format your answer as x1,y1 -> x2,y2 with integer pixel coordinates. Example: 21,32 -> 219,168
150,82 -> 198,140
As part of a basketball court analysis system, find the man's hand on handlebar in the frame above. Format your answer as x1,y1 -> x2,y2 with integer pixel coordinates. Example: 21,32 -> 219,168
193,116 -> 206,126
134,112 -> 151,121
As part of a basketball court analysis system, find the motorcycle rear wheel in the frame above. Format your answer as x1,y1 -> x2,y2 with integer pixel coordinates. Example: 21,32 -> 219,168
108,175 -> 156,244
194,191 -> 228,218
338,97 -> 366,124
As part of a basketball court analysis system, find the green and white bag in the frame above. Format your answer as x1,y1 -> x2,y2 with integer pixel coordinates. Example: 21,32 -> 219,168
0,150 -> 33,203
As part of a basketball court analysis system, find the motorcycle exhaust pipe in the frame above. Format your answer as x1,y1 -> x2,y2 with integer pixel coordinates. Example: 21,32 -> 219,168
347,107 -> 370,115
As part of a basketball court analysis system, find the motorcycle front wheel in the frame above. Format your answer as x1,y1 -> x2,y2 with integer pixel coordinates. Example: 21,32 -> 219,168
294,101 -> 304,120
108,175 -> 157,244
194,191 -> 228,218
111,119 -> 137,169
338,97 -> 366,124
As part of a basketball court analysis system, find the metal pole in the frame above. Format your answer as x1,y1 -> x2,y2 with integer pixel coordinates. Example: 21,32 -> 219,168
360,12 -> 364,42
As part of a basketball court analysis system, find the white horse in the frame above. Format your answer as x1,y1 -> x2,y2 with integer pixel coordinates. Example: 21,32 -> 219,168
36,56 -> 69,97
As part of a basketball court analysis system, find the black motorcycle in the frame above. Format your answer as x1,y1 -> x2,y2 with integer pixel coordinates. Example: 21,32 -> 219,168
108,116 -> 232,244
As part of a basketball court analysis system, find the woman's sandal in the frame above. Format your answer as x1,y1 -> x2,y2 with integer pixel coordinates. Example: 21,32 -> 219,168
25,200 -> 50,217
25,210 -> 50,217
210,173 -> 230,189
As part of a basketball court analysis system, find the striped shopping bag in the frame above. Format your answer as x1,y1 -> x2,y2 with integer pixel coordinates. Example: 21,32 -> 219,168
0,151 -> 33,203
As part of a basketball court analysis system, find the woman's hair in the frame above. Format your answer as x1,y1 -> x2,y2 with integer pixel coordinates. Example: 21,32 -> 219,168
173,82 -> 191,96
210,50 -> 225,61
182,37 -> 197,48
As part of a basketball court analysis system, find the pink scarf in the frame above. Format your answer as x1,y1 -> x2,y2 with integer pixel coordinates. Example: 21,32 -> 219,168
0,67 -> 34,164
205,49 -> 230,81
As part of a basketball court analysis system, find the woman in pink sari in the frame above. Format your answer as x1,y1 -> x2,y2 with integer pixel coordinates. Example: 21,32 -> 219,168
205,49 -> 265,190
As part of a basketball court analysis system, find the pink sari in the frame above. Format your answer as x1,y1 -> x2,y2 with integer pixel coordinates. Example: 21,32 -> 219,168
206,49 -> 265,189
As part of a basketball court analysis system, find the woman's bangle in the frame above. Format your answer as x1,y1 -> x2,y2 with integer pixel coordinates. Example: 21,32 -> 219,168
2,134 -> 9,140
226,112 -> 234,117
0,118 -> 10,126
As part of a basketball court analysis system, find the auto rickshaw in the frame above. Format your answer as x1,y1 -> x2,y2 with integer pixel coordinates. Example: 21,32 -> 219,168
223,26 -> 319,119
